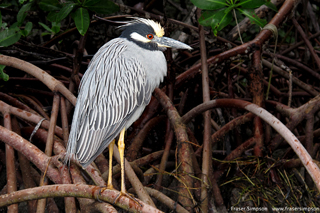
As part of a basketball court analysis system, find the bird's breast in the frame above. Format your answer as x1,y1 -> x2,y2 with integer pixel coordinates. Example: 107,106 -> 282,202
123,40 -> 167,90
142,50 -> 167,88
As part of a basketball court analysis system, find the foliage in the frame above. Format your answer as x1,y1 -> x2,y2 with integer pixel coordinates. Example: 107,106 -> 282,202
0,64 -> 8,81
0,0 -> 119,46
38,0 -> 119,36
0,0 -> 118,80
191,0 -> 277,36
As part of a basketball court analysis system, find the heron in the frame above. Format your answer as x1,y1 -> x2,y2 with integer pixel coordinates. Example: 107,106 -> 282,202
66,17 -> 192,200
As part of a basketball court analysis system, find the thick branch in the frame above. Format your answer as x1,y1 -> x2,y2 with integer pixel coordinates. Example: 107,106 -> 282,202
154,88 -> 195,210
0,184 -> 163,213
0,126 -> 62,183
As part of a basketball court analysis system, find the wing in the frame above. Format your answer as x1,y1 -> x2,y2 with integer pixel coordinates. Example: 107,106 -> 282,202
66,38 -> 153,167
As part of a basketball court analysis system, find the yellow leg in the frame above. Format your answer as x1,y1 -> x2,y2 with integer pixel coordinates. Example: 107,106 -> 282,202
113,128 -> 140,205
107,139 -> 115,189
118,128 -> 126,193
97,131 -> 140,204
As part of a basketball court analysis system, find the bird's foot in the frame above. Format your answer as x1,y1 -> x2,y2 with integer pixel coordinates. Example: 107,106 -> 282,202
106,184 -> 115,191
95,186 -> 116,203
114,190 -> 142,207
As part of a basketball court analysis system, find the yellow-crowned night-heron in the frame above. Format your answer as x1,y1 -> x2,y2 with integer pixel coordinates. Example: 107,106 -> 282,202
66,17 -> 192,198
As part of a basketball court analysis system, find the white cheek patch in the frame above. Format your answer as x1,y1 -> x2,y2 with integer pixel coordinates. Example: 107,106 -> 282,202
130,32 -> 151,43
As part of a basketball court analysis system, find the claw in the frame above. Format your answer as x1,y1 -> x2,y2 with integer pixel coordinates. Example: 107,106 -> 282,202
114,191 -> 142,207
95,187 -> 104,203
94,186 -> 116,203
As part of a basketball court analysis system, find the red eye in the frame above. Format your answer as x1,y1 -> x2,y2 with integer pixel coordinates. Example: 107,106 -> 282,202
147,34 -> 154,39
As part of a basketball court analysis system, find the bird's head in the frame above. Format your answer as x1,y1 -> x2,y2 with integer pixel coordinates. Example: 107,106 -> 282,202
119,17 -> 192,51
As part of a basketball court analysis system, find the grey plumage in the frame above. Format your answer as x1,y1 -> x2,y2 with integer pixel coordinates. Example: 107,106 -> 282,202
66,18 -> 191,168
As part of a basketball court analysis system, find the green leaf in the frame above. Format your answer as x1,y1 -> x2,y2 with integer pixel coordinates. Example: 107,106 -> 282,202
39,22 -> 54,33
0,65 -> 9,81
25,22 -> 33,32
47,11 -> 59,22
0,11 -> 2,27
199,8 -> 233,35
264,1 -> 278,12
211,9 -> 233,35
56,3 -> 75,22
38,0 -> 61,11
20,21 -> 33,36
19,0 -> 28,4
84,0 -> 119,14
20,30 -> 27,37
41,32 -> 52,36
17,2 -> 32,25
0,28 -> 21,47
51,22 -> 60,33
0,4 -> 12,8
224,3 -> 238,14
237,8 -> 267,27
1,23 -> 7,29
199,10 -> 219,27
83,0 -> 101,6
190,0 -> 227,10
72,7 -> 90,35
9,22 -> 19,30
237,0 -> 266,9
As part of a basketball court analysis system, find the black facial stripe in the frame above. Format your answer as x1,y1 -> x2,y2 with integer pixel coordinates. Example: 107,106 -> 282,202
120,23 -> 163,51
120,23 -> 155,39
